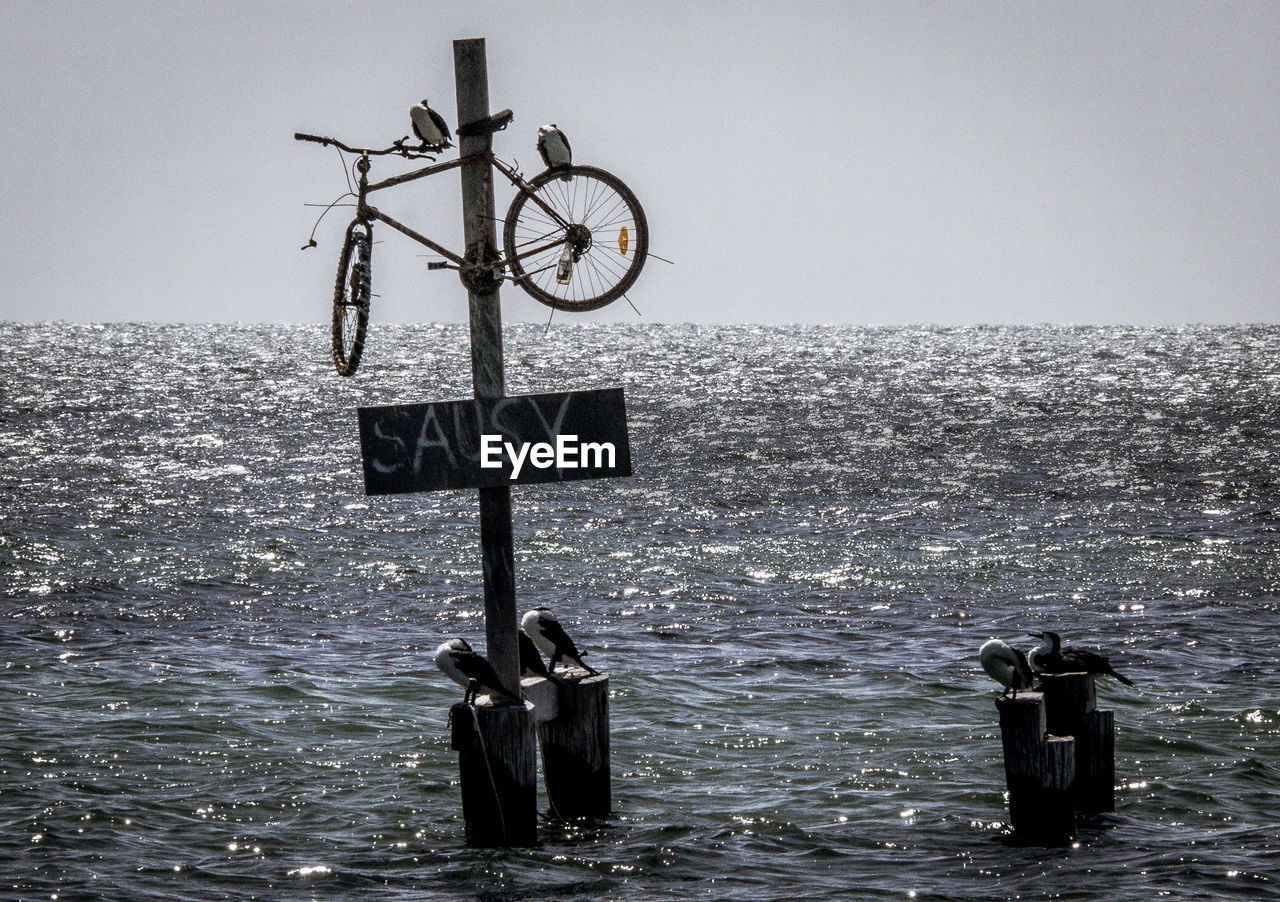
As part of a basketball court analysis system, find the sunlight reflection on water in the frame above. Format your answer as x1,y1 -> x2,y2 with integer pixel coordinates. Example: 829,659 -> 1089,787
0,322 -> 1277,900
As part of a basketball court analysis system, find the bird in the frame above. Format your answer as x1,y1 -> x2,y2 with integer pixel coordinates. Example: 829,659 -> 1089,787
980,638 -> 1035,699
410,99 -> 452,150
1028,631 -> 1134,686
536,125 -> 572,171
434,638 -> 521,704
521,608 -> 598,675
519,629 -> 562,683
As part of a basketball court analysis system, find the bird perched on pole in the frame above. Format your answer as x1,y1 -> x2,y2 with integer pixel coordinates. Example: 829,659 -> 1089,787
1028,631 -> 1134,686
410,99 -> 452,151
435,638 -> 521,704
522,608 -> 598,675
519,629 -> 562,683
536,124 -> 572,173
980,638 -> 1035,699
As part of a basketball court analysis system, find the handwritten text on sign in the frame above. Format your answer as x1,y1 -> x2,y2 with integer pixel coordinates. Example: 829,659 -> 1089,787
357,387 -> 631,494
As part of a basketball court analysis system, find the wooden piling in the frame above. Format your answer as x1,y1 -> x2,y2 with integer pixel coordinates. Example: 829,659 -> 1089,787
1080,708 -> 1115,812
523,673 -> 611,819
450,702 -> 538,846
996,692 -> 1076,844
1039,672 -> 1116,813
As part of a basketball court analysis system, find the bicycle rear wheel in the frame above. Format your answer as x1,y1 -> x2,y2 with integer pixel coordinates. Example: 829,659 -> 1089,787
332,220 -> 371,376
503,164 -> 648,312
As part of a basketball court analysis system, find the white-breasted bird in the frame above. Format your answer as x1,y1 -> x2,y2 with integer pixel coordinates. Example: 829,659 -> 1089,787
434,638 -> 520,704
536,125 -> 572,171
1027,631 -> 1134,685
979,638 -> 1035,699
521,608 -> 597,675
410,99 -> 452,150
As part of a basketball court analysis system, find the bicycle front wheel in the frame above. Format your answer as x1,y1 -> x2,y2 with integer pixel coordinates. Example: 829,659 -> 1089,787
332,220 -> 371,376
503,165 -> 648,312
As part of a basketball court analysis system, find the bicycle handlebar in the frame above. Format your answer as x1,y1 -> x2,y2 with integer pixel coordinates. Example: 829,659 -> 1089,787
294,132 -> 436,159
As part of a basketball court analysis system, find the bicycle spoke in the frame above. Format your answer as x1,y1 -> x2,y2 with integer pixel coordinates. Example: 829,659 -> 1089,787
503,164 -> 647,311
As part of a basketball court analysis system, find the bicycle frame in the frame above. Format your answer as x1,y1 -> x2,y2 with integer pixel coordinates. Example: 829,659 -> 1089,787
354,152 -> 573,272
299,124 -> 649,377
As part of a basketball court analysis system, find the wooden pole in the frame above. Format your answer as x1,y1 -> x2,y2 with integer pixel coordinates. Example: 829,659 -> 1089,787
1039,673 -> 1116,813
450,702 -> 538,846
454,37 -> 519,696
996,692 -> 1076,845
450,37 -> 536,846
530,673 -> 611,819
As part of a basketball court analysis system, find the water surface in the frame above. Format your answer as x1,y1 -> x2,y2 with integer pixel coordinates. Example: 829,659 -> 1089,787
2,323 -> 1278,900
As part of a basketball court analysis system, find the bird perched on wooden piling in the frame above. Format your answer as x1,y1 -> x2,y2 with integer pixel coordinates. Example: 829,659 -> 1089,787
536,125 -> 572,172
522,608 -> 598,675
410,99 -> 452,151
519,629 -> 563,683
1028,631 -> 1134,685
980,638 -> 1035,698
434,638 -> 521,704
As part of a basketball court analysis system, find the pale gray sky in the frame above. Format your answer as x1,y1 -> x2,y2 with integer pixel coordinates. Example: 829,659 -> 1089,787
1,1 -> 1277,325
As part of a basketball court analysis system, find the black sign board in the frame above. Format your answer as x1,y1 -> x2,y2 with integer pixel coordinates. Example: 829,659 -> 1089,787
357,387 -> 631,495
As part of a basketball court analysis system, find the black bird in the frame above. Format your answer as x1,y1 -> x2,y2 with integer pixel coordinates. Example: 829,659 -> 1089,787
519,629 -> 562,682
434,638 -> 521,704
1028,631 -> 1134,686
522,608 -> 598,675
980,638 -> 1035,698
410,99 -> 452,150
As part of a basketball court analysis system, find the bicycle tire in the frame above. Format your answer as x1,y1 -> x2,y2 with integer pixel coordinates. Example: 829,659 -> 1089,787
332,220 -> 371,376
502,164 -> 648,312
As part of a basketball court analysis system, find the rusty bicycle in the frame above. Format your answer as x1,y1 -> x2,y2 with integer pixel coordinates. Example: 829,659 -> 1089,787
295,110 -> 648,376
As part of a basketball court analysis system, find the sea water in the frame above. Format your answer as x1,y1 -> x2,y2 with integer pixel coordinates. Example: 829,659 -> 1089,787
1,322 -> 1277,900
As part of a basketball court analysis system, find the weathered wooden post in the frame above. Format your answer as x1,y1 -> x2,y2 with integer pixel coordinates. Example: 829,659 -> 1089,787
997,692 -> 1076,844
1039,673 -> 1116,813
446,37 -> 538,847
450,700 -> 537,845
455,37 -> 518,702
532,674 -> 611,818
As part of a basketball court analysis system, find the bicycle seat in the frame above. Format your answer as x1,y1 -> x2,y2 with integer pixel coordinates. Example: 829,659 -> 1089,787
456,108 -> 513,137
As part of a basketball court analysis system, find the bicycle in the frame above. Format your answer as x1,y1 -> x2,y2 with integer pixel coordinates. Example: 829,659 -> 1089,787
295,109 -> 649,376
